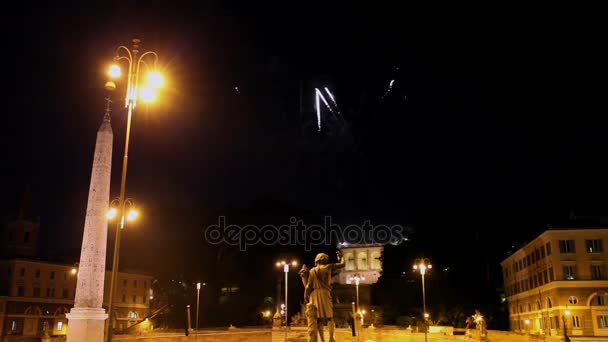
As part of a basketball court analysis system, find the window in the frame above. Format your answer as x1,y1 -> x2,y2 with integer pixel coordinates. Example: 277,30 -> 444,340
143,295 -> 147,304
134,280 -> 137,288
17,286 -> 24,296
371,251 -> 382,269
563,265 -> 576,280
547,297 -> 553,308
541,246 -> 546,258
527,255 -> 531,265
35,269 -> 40,278
357,252 -> 368,270
46,288 -> 51,297
586,239 -> 603,253
33,287 -> 40,297
571,315 -> 581,328
592,265 -> 604,280
345,253 -> 355,270
551,316 -> 559,329
543,270 -> 549,284
128,311 -> 137,319
568,296 -> 578,305
595,295 -> 606,306
122,294 -> 126,303
546,242 -> 552,255
559,240 -> 575,253
533,275 -> 538,288
535,249 -> 540,261
20,268 -> 25,277
132,295 -> 136,303
549,267 -> 554,281
11,321 -> 17,332
50,271 -> 55,280
123,279 -> 127,287
598,316 -> 608,328
62,289 -> 68,299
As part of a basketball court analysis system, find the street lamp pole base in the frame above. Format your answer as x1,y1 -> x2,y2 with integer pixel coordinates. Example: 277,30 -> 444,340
66,308 -> 108,342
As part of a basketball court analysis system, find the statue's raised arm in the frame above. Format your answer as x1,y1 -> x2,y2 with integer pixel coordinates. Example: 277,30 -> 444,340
332,250 -> 346,270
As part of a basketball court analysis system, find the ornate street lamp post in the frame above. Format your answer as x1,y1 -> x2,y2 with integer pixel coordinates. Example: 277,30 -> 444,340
104,38 -> 164,342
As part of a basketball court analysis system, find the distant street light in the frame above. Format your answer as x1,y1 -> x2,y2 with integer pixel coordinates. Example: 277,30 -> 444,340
413,257 -> 432,342
563,309 -> 571,342
196,282 -> 206,333
104,38 -> 165,342
276,259 -> 297,338
348,273 -> 365,318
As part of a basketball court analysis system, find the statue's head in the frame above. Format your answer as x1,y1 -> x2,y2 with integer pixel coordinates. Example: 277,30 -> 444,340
315,253 -> 329,265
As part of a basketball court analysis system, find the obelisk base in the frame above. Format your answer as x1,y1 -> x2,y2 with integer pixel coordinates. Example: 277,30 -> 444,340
66,308 -> 108,342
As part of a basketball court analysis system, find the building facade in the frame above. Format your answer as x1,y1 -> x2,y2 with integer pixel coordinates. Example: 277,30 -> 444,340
332,244 -> 383,325
0,258 -> 152,338
501,228 -> 608,337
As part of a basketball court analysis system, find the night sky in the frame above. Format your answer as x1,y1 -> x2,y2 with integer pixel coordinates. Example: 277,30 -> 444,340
2,2 -> 605,327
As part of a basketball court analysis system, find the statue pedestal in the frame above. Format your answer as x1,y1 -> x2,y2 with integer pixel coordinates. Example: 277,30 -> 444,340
65,307 -> 108,342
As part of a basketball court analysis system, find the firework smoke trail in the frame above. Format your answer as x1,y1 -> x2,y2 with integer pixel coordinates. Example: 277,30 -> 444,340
380,79 -> 395,102
315,88 -> 321,131
324,87 -> 339,111
315,88 -> 334,114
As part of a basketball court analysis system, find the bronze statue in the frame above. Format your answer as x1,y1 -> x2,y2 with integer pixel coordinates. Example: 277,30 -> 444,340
299,250 -> 345,342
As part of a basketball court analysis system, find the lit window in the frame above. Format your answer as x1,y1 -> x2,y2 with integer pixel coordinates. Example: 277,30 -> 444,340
357,252 -> 368,270
598,316 -> 608,328
57,322 -> 63,331
568,296 -> 578,305
595,295 -> 606,306
128,311 -> 137,319
371,252 -> 381,270
586,239 -> 603,253
563,265 -> 576,280
571,315 -> 581,328
345,253 -> 355,271
11,321 -> 17,331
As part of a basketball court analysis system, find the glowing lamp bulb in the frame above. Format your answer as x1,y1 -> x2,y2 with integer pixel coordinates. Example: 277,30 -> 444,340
291,261 -> 297,266
140,86 -> 157,103
147,71 -> 164,88
106,207 -> 118,219
70,268 -> 77,275
127,209 -> 138,221
108,65 -> 121,78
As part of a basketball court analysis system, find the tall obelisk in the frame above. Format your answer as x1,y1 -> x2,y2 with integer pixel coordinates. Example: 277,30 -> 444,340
66,103 -> 113,342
